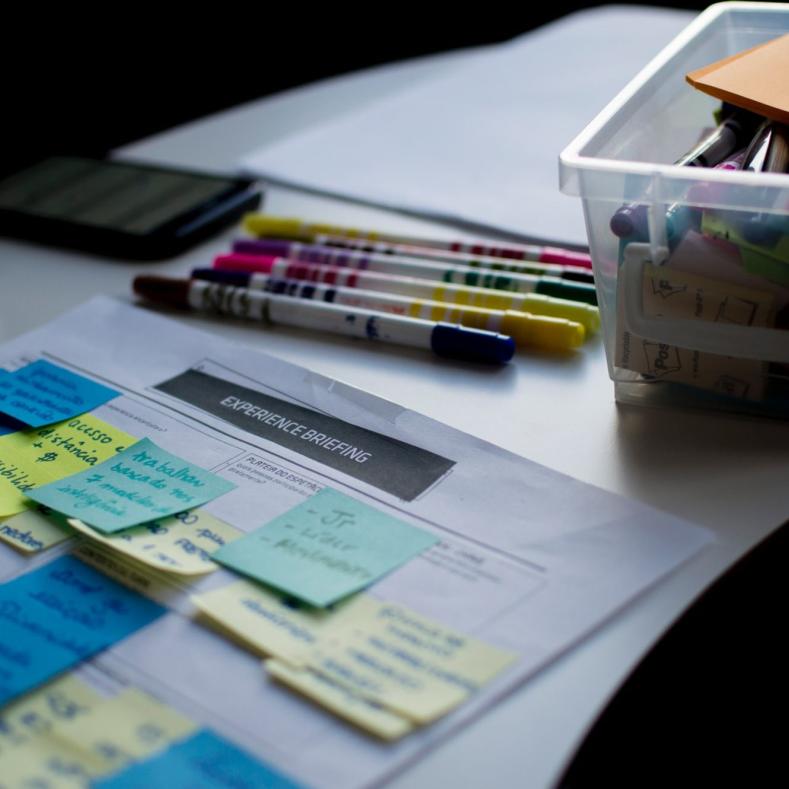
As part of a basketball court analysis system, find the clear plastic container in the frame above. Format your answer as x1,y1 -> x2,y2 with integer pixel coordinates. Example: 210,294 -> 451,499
560,2 -> 789,417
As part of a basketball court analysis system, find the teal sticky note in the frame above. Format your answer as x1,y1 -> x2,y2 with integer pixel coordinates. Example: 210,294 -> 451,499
0,359 -> 119,427
214,488 -> 438,607
95,729 -> 305,789
26,437 -> 236,533
0,555 -> 164,705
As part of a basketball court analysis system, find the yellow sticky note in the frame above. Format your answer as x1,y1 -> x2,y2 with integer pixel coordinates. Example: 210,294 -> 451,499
192,579 -> 378,666
67,510 -> 241,575
0,674 -> 107,787
0,732 -> 106,789
0,414 -> 135,518
265,659 -> 413,741
51,687 -> 197,776
0,679 -> 197,786
0,506 -> 73,553
0,673 -> 104,749
72,541 -> 180,602
307,602 -> 518,724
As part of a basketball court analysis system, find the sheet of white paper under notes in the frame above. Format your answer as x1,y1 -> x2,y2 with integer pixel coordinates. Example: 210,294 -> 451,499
0,297 -> 710,789
241,7 -> 693,245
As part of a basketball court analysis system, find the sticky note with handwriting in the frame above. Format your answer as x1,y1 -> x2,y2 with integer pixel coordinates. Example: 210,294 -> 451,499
0,678 -> 197,786
306,601 -> 517,724
27,437 -> 236,533
68,509 -> 241,575
192,579 -> 378,665
0,506 -> 74,553
0,359 -> 119,427
95,729 -> 305,789
213,488 -> 438,607
265,659 -> 413,741
0,555 -> 164,705
0,414 -> 135,519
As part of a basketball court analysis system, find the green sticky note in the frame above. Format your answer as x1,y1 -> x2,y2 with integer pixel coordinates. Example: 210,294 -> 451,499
26,437 -> 236,533
214,488 -> 438,607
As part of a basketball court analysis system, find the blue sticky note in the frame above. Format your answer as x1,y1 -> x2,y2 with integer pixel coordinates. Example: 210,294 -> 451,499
214,487 -> 438,607
0,554 -> 164,705
0,360 -> 119,428
27,437 -> 236,534
95,729 -> 305,789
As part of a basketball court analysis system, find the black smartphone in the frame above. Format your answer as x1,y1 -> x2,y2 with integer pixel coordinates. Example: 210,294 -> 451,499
0,155 -> 262,260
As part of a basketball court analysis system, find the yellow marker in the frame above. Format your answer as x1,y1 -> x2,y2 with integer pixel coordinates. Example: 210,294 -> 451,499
265,659 -> 413,741
0,414 -> 134,519
241,213 -> 596,272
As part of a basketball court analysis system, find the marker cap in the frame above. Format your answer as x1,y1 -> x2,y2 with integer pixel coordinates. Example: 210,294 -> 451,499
243,215 -> 308,239
535,278 -> 598,305
501,312 -> 585,351
430,324 -> 515,364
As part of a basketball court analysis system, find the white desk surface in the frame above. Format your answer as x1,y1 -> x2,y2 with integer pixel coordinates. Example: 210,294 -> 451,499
2,44 -> 789,789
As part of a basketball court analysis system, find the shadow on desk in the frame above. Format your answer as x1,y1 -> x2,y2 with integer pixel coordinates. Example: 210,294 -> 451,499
559,519 -> 789,787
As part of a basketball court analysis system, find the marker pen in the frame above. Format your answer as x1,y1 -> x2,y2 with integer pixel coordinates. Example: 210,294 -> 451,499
191,269 -> 586,351
216,250 -> 598,306
242,214 -> 593,269
234,238 -> 593,283
205,258 -> 600,332
133,276 -> 515,364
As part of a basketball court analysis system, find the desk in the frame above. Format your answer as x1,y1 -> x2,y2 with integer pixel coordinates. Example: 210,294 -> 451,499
2,39 -> 789,789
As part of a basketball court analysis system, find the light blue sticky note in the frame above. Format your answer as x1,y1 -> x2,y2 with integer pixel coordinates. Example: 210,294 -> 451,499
214,487 -> 438,607
95,729 -> 305,789
26,437 -> 236,534
0,554 -> 164,705
0,359 -> 119,427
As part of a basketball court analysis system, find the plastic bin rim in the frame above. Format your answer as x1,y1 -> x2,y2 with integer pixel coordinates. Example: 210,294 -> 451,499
559,1 -> 789,196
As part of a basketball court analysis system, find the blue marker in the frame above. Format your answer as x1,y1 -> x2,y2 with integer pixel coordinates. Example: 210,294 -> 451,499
133,276 -> 515,364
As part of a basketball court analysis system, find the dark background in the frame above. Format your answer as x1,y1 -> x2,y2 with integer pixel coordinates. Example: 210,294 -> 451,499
3,2 -> 708,178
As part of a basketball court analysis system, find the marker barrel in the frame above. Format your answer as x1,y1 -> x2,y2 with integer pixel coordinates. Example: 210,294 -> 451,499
235,237 -> 593,283
233,238 -> 593,282
208,257 -> 600,332
193,269 -> 585,351
217,250 -> 598,305
241,213 -> 593,269
134,277 -> 514,363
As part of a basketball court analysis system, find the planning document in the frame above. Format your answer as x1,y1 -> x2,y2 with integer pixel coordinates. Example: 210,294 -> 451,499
0,297 -> 711,788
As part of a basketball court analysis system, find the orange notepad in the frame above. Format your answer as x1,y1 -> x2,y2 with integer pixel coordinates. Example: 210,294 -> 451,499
686,34 -> 789,124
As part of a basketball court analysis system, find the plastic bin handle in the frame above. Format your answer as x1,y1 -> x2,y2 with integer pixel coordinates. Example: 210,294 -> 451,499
621,243 -> 789,363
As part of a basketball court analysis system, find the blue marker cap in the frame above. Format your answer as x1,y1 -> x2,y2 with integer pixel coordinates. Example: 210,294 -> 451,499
191,268 -> 251,286
430,323 -> 515,364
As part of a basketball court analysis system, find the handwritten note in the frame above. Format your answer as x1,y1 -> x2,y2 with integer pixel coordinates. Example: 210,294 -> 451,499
0,555 -> 164,705
307,601 -> 517,724
0,675 -> 197,786
0,505 -> 74,553
192,579 -> 378,666
0,359 -> 119,427
0,414 -> 135,519
265,659 -> 413,741
95,729 -> 305,789
68,509 -> 241,575
0,673 -> 104,750
214,488 -> 438,607
27,437 -> 236,534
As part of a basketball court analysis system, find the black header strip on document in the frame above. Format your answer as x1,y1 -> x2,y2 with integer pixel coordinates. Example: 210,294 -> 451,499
154,369 -> 454,501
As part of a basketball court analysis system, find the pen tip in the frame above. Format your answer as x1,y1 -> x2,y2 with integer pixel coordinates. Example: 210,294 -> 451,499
133,275 -> 191,308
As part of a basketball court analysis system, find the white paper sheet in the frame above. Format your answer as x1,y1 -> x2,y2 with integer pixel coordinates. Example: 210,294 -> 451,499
241,7 -> 694,246
0,297 -> 711,788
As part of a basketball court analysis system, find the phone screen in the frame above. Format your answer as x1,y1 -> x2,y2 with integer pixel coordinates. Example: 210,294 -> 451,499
0,156 -> 242,236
